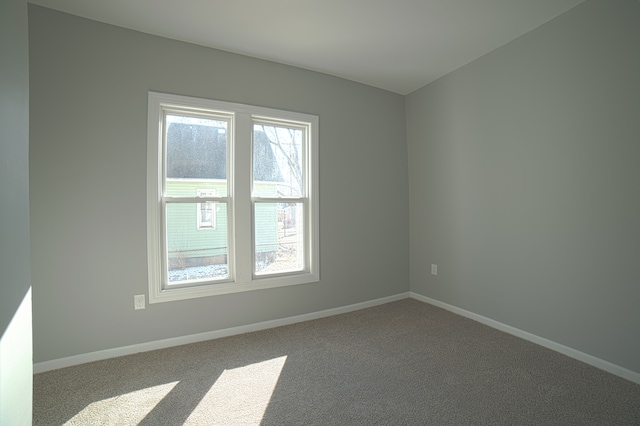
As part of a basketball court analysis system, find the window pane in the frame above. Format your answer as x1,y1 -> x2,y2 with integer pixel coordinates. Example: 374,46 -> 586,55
166,202 -> 229,284
253,124 -> 303,198
255,202 -> 304,275
165,114 -> 228,197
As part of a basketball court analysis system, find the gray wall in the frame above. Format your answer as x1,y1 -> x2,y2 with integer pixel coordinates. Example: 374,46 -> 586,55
29,5 -> 409,363
407,0 -> 640,374
0,0 -> 32,423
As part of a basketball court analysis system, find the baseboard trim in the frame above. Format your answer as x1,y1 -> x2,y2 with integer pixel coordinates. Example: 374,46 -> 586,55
410,292 -> 640,385
34,291 -> 640,384
33,292 -> 410,374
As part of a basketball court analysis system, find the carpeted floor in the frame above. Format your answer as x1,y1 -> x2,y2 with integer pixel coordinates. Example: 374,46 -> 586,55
33,299 -> 640,425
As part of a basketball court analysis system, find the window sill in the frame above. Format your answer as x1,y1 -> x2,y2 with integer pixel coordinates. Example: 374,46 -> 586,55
149,272 -> 320,304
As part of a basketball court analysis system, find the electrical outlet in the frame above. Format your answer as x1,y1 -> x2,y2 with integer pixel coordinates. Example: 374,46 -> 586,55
134,294 -> 146,310
431,264 -> 438,276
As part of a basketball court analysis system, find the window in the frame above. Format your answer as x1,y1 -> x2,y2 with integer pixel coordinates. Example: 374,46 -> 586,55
147,92 -> 319,303
196,189 -> 217,230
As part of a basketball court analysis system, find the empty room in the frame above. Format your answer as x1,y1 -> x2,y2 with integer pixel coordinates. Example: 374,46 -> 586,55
2,0 -> 639,424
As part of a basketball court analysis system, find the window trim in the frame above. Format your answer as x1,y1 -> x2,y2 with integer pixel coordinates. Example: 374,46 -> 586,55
147,92 -> 319,303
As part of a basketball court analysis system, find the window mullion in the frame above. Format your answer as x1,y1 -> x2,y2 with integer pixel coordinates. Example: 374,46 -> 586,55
233,112 -> 253,284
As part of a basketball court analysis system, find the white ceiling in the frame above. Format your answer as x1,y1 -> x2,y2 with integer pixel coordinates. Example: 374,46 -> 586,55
28,0 -> 587,95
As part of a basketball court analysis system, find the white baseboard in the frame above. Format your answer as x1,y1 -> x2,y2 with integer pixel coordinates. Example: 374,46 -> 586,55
33,292 -> 410,374
34,291 -> 640,385
410,292 -> 640,385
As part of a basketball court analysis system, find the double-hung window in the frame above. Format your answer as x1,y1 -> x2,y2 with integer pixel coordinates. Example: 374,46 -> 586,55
147,92 -> 319,303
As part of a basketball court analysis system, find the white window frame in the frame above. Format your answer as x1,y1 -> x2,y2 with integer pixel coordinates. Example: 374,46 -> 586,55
147,92 -> 319,303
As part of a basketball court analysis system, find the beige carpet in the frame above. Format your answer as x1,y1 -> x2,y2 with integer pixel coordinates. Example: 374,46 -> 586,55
34,299 -> 640,425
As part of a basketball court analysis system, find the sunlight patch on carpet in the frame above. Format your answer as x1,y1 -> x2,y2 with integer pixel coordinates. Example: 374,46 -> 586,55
185,356 -> 288,424
66,381 -> 179,425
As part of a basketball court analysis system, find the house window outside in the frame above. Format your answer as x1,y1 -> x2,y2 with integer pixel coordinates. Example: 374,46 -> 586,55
147,92 -> 319,303
197,189 -> 217,230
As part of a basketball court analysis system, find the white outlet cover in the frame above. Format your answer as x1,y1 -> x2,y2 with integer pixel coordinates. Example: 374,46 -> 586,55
134,294 -> 146,310
431,264 -> 438,275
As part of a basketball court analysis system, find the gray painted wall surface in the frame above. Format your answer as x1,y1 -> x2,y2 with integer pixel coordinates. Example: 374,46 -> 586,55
0,0 -> 32,423
29,5 -> 409,363
407,0 -> 640,374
